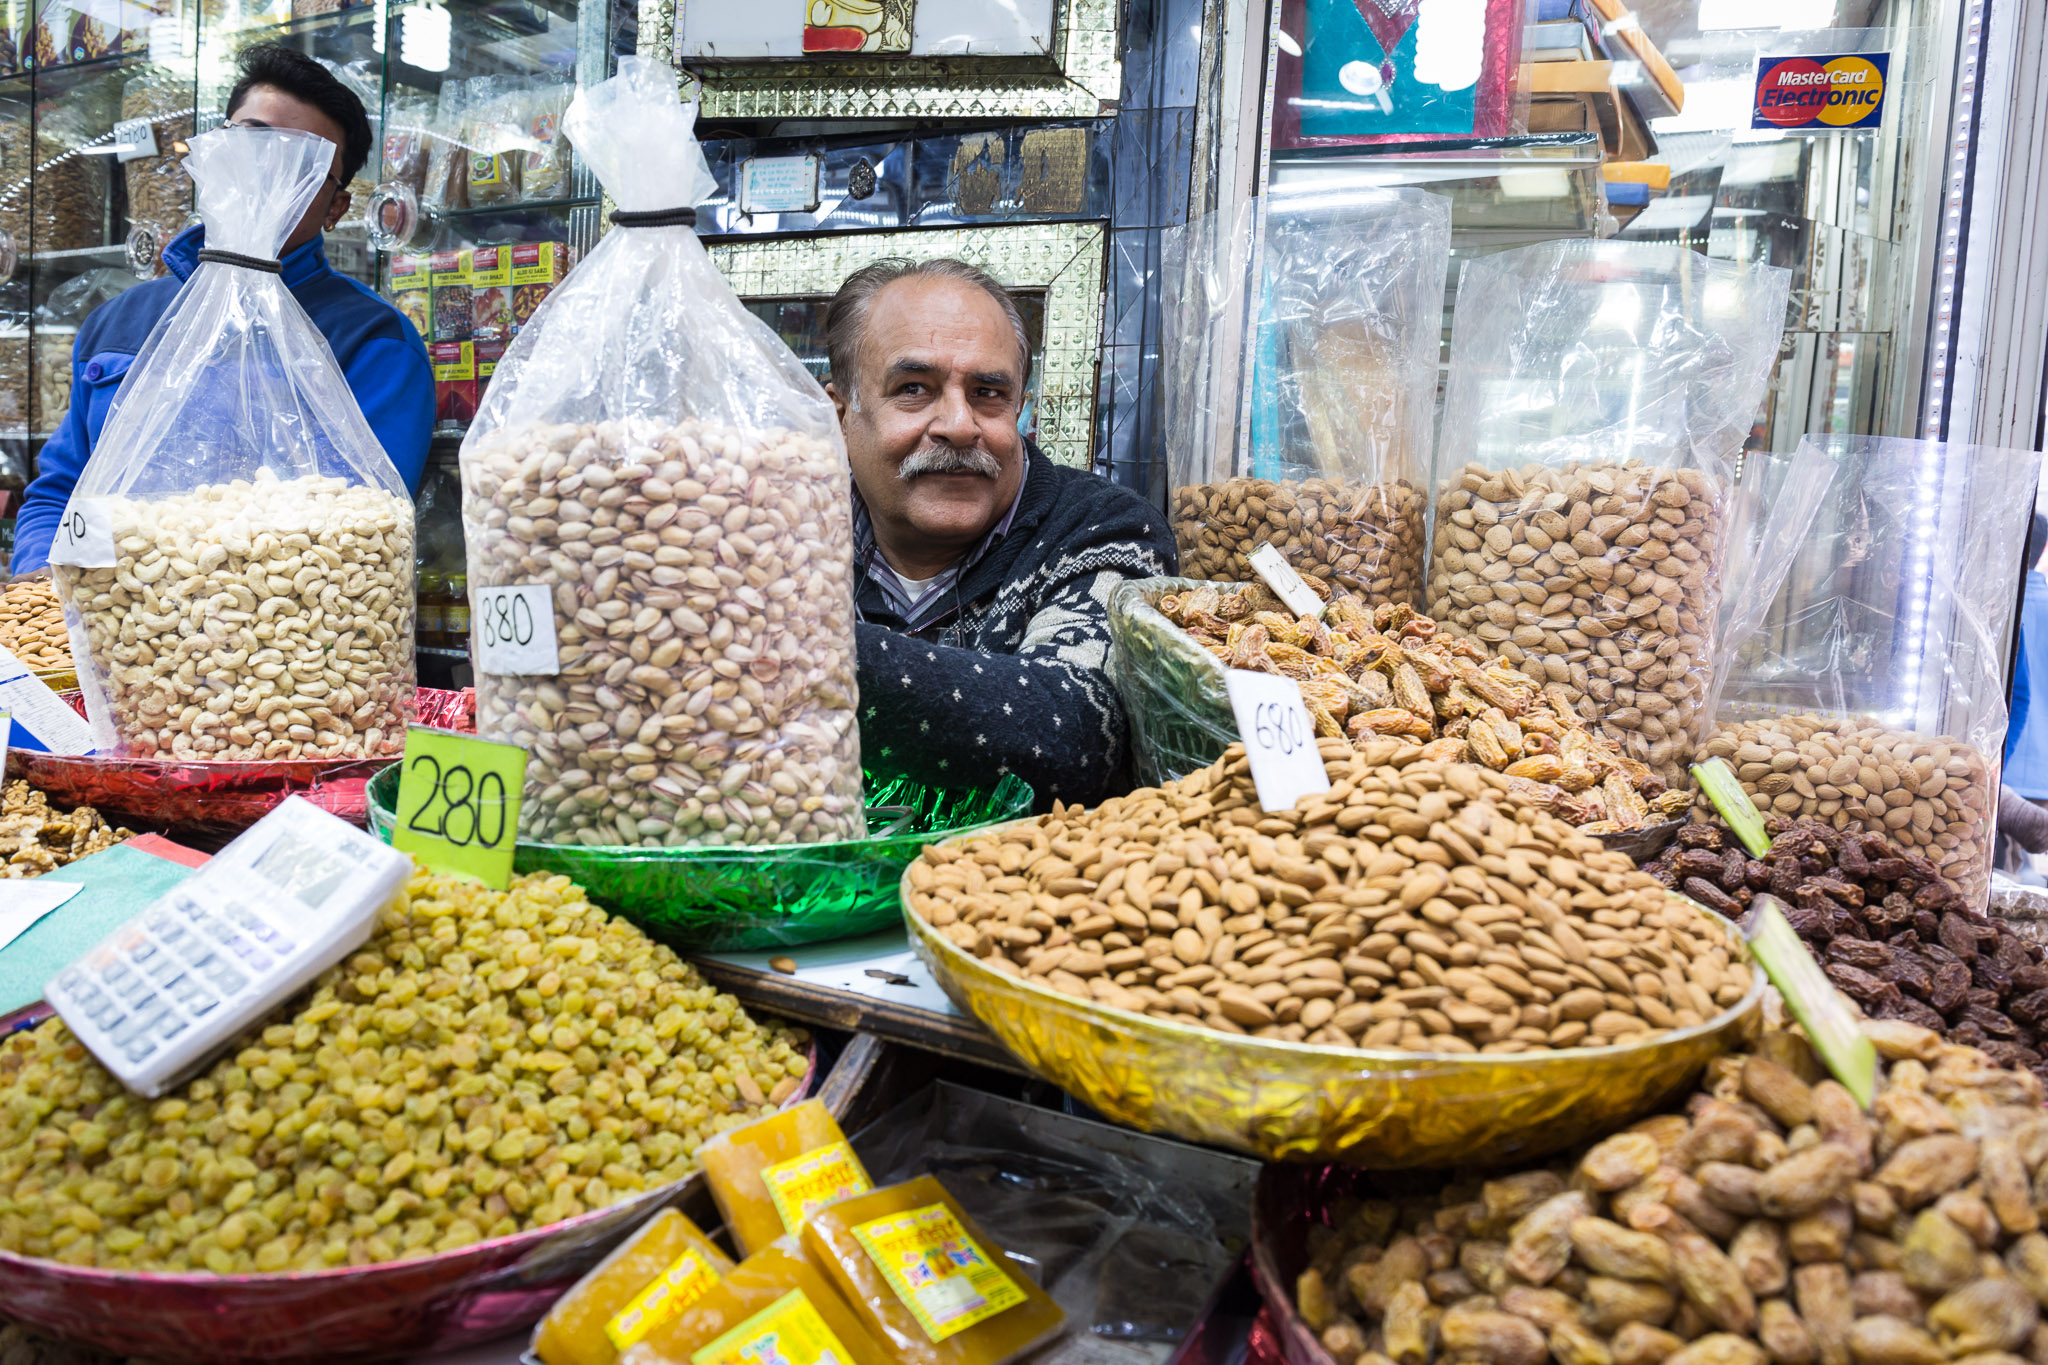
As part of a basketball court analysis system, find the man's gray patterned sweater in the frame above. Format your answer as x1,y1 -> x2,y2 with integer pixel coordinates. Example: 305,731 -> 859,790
854,441 -> 1178,808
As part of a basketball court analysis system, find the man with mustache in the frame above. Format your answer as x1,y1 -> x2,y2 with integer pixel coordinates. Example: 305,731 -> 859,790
825,258 -> 1177,807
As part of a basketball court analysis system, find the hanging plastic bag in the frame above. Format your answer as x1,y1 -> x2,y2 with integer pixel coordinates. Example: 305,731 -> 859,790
461,57 -> 862,850
1700,435 -> 2038,908
1164,185 -> 1448,605
49,126 -> 415,760
1427,239 -> 1792,786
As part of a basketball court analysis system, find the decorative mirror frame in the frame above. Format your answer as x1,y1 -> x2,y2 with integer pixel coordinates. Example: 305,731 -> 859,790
649,0 -> 1121,122
708,222 -> 1106,468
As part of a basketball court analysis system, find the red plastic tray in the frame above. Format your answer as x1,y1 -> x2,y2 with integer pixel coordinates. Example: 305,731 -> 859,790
9,689 -> 475,842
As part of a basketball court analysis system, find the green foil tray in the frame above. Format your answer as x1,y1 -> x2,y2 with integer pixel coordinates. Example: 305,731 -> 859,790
366,764 -> 1033,951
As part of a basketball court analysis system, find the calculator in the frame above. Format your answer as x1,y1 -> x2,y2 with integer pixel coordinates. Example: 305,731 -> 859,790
44,797 -> 414,1098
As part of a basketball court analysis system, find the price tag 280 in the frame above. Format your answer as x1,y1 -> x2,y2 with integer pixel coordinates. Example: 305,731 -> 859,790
471,583 -> 559,674
1223,668 -> 1331,813
391,725 -> 528,889
47,498 -> 115,569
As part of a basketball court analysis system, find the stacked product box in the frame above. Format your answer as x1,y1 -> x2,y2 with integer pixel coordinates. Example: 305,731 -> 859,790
402,241 -> 567,431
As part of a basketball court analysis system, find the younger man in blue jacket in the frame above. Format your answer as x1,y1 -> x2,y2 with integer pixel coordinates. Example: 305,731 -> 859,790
10,43 -> 434,572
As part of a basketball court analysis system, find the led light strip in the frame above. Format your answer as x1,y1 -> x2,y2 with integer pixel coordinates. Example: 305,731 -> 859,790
1922,0 -> 1987,439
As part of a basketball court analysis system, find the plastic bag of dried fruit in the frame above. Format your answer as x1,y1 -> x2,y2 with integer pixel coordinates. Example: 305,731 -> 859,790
1427,239 -> 1794,788
48,126 -> 415,762
1701,434 -> 2040,909
459,57 -> 862,851
1162,184 -> 1449,607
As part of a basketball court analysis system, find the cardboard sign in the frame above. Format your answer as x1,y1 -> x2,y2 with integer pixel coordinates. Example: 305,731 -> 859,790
1754,52 -> 1890,132
471,583 -> 559,674
1224,669 -> 1331,813
47,497 -> 114,569
391,726 -> 527,889
1248,542 -> 1328,620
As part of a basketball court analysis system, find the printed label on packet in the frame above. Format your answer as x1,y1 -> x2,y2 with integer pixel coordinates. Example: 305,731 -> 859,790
604,1248 -> 723,1350
851,1202 -> 1025,1343
760,1140 -> 872,1236
690,1289 -> 854,1365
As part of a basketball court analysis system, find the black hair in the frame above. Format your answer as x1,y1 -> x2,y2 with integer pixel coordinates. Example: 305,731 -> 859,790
225,43 -> 373,187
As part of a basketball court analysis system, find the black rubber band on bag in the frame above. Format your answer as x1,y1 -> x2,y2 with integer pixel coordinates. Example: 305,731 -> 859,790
196,248 -> 283,274
608,206 -> 698,228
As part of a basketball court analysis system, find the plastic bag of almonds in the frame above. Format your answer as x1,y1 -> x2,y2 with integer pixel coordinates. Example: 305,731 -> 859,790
1706,436 -> 2037,908
50,127 -> 415,759
1427,242 -> 1794,787
460,59 -> 862,850
1163,186 -> 1448,605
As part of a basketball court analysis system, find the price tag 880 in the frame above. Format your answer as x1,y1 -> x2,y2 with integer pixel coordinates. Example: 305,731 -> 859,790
471,583 -> 560,674
391,726 -> 528,888
1223,668 -> 1332,813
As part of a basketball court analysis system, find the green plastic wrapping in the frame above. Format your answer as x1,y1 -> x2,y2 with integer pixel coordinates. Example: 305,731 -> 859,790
1106,576 -> 1251,787
366,765 -> 1032,951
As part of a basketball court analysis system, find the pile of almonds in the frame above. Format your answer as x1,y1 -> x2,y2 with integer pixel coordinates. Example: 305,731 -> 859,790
1291,1019 -> 2048,1365
0,574 -> 71,671
906,739 -> 1752,1054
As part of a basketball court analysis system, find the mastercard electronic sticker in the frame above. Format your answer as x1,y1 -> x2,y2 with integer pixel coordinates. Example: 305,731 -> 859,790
1752,52 -> 1890,132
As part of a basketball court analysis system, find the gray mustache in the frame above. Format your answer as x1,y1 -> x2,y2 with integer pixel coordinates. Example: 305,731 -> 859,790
899,445 -> 1003,481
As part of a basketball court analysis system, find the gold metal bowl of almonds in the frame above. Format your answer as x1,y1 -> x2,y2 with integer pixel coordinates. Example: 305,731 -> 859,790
901,739 -> 1762,1167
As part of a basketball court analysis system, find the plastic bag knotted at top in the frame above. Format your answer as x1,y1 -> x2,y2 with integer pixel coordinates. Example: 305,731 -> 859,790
460,57 -> 865,851
51,126 -> 416,762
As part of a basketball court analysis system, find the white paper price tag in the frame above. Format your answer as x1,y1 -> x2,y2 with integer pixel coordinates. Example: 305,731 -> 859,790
0,648 -> 93,754
112,117 -> 158,163
471,583 -> 559,674
48,498 -> 115,569
1224,669 -> 1332,813
1248,543 -> 1327,620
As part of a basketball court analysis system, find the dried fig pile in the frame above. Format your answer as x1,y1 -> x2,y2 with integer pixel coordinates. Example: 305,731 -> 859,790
1158,585 -> 1689,833
1293,1020 -> 2048,1365
1643,817 -> 2048,1086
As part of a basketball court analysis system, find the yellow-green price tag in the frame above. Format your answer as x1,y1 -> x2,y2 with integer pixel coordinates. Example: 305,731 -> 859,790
391,725 -> 527,889
1745,894 -> 1877,1107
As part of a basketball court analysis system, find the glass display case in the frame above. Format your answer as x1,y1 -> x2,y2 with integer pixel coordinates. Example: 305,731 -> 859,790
0,0 -> 626,666
1243,0 -> 1952,466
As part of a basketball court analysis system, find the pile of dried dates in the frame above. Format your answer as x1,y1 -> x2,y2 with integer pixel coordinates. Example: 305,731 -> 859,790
1644,816 -> 2048,1083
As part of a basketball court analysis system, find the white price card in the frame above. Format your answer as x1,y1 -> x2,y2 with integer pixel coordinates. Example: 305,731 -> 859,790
471,583 -> 560,674
1224,668 -> 1332,813
0,647 -> 93,754
738,152 -> 822,215
0,879 -> 81,952
1248,543 -> 1327,620
112,116 -> 159,162
48,498 -> 115,569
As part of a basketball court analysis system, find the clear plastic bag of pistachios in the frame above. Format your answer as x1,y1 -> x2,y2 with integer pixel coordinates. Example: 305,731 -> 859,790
1427,240 -> 1794,788
458,56 -> 864,851
1162,184 -> 1449,608
47,125 -> 415,763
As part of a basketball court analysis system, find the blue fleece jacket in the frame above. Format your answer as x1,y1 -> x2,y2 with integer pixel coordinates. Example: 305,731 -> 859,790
10,225 -> 434,572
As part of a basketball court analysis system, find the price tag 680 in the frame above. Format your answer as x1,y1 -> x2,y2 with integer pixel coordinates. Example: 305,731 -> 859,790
1223,668 -> 1331,813
471,583 -> 560,674
47,498 -> 115,569
392,725 -> 528,889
